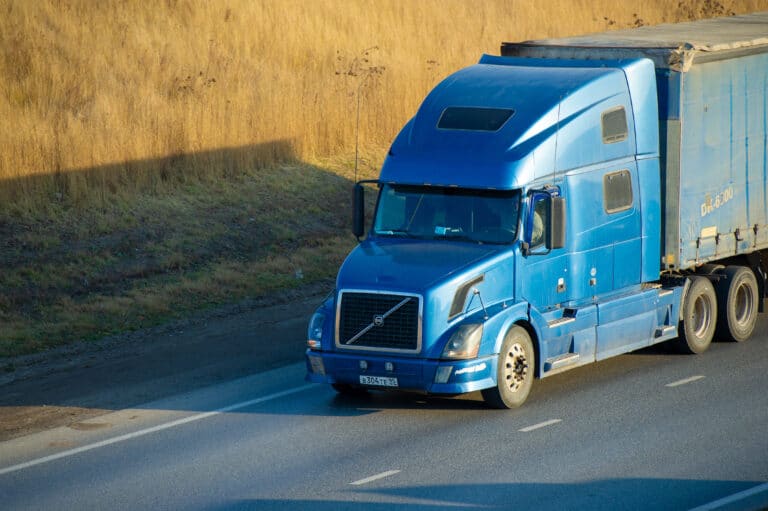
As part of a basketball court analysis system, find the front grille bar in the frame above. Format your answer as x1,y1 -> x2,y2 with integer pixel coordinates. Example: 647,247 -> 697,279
345,297 -> 413,345
335,290 -> 423,353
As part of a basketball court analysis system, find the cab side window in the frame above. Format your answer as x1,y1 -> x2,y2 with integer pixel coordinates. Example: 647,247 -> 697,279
603,170 -> 633,213
601,106 -> 628,144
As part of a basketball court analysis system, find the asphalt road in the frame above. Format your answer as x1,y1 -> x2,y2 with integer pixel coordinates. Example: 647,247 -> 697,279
1,315 -> 767,510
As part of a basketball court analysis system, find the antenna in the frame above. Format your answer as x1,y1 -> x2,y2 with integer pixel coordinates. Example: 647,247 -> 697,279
354,72 -> 371,184
354,79 -> 362,183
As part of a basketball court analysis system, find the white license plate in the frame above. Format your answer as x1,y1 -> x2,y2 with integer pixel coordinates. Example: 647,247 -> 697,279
359,375 -> 399,387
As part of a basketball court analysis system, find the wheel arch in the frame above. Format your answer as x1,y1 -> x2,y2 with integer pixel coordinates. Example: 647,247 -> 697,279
698,252 -> 767,312
513,319 -> 541,378
486,305 -> 542,379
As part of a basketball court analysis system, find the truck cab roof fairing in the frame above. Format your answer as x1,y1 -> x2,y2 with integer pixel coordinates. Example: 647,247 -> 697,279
380,57 -> 638,189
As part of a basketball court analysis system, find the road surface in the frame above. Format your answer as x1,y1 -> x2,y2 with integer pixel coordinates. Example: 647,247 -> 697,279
1,316 -> 767,510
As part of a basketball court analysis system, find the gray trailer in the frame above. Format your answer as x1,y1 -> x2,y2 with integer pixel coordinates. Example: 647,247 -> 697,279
502,12 -> 768,271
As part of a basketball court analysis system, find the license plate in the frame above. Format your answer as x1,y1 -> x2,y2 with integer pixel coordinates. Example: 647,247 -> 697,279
359,375 -> 399,387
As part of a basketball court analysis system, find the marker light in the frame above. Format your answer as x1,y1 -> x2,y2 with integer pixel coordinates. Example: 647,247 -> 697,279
435,366 -> 453,383
308,355 -> 325,375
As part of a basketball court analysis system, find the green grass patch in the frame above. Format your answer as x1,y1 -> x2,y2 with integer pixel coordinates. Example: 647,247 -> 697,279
0,155 -> 380,357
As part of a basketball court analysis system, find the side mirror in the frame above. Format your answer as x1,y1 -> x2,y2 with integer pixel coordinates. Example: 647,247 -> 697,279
352,184 -> 365,238
547,196 -> 566,249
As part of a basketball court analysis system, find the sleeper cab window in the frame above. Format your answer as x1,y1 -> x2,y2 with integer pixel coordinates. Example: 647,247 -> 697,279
601,106 -> 628,144
437,107 -> 514,131
603,170 -> 633,213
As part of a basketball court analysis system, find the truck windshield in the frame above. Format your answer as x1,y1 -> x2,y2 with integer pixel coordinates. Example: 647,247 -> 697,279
373,184 -> 520,244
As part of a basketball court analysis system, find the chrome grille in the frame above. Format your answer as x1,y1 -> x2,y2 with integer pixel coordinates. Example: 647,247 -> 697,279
336,291 -> 421,352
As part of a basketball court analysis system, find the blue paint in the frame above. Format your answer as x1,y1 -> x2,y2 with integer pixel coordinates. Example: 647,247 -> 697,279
306,14 -> 768,406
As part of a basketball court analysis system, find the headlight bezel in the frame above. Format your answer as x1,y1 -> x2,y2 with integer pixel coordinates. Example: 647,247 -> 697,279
441,323 -> 484,360
307,311 -> 326,350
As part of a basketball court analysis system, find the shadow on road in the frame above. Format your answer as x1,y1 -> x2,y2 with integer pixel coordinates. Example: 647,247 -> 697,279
205,479 -> 768,510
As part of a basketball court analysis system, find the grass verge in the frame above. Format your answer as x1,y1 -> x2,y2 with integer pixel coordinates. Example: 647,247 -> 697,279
0,154 -> 379,357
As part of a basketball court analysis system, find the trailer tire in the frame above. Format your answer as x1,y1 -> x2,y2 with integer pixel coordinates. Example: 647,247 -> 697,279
716,265 -> 759,342
677,276 -> 717,354
482,326 -> 534,409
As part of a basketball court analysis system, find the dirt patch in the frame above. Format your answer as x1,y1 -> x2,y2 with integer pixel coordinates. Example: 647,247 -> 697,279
0,281 -> 332,441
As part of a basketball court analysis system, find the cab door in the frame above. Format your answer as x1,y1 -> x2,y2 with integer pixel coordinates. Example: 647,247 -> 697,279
518,190 -> 569,312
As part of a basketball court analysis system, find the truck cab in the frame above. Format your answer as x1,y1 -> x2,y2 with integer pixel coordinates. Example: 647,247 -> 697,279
306,54 -> 685,408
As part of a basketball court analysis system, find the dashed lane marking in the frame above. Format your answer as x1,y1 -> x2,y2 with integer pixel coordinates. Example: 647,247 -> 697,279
688,481 -> 768,511
666,375 -> 705,388
350,470 -> 401,486
519,419 -> 562,432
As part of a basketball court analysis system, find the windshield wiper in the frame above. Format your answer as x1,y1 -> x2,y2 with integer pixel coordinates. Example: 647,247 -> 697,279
434,233 -> 478,243
376,230 -> 416,238
432,228 -> 482,243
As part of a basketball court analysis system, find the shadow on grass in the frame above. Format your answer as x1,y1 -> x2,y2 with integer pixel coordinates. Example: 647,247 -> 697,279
0,139 -> 298,203
0,140 -> 360,356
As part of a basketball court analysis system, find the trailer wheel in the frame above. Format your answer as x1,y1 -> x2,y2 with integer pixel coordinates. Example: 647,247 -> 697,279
716,265 -> 759,342
482,326 -> 534,409
677,276 -> 717,354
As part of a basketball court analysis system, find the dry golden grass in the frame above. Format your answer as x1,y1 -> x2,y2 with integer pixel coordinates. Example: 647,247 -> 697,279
2,0 -> 768,355
2,0 -> 767,207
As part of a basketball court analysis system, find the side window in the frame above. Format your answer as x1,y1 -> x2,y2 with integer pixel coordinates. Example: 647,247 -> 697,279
529,195 -> 549,248
601,106 -> 628,144
603,170 -> 633,213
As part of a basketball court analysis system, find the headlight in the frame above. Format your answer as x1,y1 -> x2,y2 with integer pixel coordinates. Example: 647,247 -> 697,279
307,312 -> 325,350
442,324 -> 483,359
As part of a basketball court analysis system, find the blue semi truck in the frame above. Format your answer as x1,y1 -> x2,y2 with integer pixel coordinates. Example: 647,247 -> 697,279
305,13 -> 768,408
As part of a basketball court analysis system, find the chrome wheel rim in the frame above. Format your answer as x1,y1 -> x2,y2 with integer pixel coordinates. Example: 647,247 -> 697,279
691,294 -> 712,338
734,281 -> 755,326
502,342 -> 528,393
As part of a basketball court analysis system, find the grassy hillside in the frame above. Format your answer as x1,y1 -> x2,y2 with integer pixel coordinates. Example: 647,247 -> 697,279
1,0 -> 767,356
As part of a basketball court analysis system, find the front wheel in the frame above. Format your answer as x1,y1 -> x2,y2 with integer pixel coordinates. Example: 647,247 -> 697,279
676,276 -> 717,354
482,326 -> 535,409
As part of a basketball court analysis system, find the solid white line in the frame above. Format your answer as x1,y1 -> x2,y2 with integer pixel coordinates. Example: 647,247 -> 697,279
0,384 -> 315,476
350,470 -> 401,486
666,375 -> 705,387
518,419 -> 562,432
688,481 -> 768,511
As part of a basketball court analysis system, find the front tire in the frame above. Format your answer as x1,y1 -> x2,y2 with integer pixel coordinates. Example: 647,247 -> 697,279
716,265 -> 759,342
482,326 -> 535,409
676,276 -> 717,354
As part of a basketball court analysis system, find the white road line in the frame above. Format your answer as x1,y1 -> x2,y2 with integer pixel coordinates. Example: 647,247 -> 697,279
688,481 -> 768,511
350,470 -> 401,486
666,375 -> 705,387
0,384 -> 315,476
519,419 -> 562,432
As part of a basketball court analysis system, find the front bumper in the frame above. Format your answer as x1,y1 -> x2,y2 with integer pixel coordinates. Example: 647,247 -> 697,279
305,349 -> 497,395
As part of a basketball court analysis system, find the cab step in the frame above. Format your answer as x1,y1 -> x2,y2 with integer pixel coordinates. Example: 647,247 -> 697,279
544,353 -> 580,372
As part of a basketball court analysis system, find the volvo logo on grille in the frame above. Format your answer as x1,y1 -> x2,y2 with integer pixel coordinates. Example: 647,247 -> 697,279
373,314 -> 385,327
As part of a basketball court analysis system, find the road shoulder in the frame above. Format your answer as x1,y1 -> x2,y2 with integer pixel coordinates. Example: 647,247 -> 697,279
0,285 -> 328,441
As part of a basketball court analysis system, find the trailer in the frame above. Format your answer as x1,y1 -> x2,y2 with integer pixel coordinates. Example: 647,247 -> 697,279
501,12 -> 768,271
